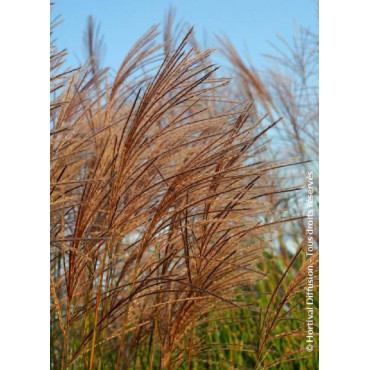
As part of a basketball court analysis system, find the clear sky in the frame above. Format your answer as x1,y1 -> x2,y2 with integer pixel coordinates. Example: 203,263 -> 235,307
53,0 -> 317,73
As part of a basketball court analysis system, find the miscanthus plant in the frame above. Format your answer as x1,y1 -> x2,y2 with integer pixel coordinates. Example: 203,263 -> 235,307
50,12 -> 318,369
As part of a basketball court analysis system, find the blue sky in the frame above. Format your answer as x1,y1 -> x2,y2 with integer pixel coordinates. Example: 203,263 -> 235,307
53,0 -> 317,73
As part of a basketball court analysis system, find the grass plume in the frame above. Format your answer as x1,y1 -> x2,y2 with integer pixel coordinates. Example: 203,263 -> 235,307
51,11 -> 318,369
